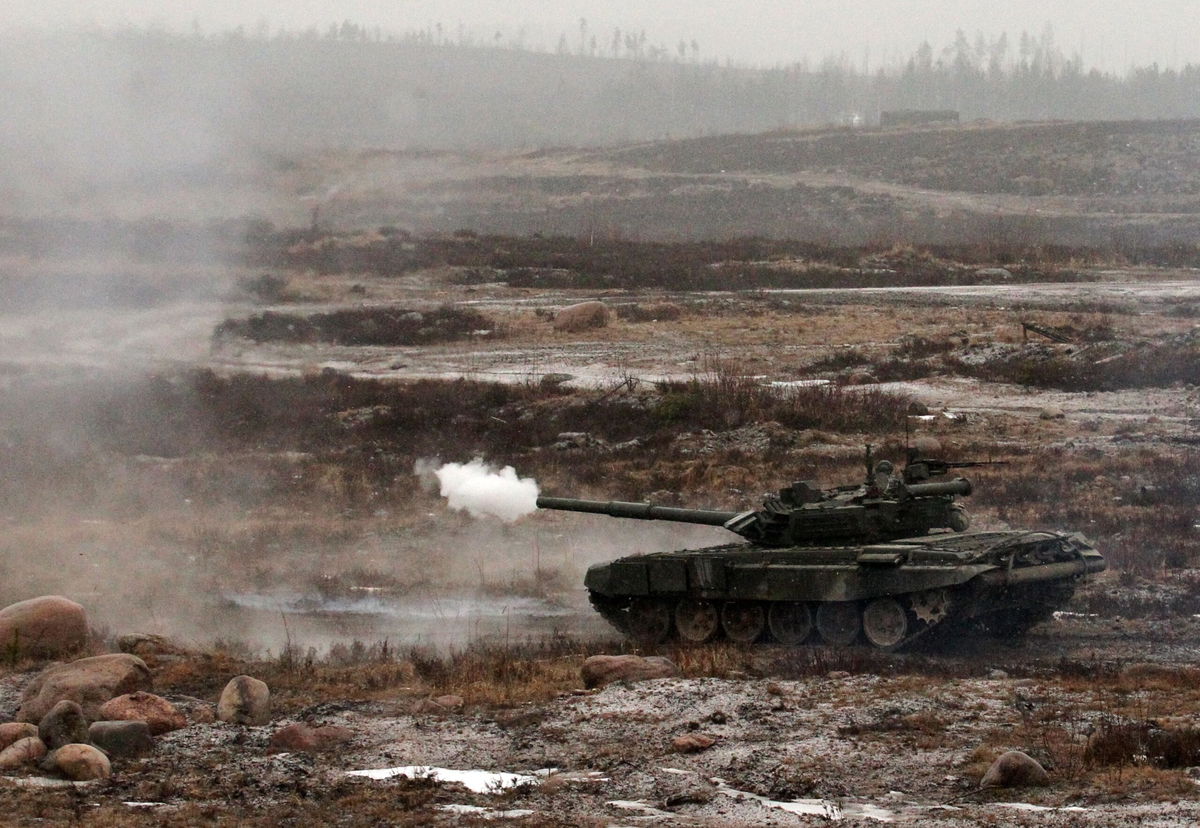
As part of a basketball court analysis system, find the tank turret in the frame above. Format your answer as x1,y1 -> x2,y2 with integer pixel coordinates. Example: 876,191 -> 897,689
537,448 -> 990,545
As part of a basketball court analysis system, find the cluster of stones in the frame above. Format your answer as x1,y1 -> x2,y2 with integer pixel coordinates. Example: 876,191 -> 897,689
0,595 -> 348,784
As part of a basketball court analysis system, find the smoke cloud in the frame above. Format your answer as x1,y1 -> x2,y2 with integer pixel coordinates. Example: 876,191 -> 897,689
421,459 -> 540,522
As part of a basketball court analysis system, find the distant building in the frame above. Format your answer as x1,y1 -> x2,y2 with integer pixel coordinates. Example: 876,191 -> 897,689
879,110 -> 959,128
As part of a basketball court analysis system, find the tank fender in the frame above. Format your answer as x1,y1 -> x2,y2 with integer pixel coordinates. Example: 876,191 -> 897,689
585,561 -> 649,596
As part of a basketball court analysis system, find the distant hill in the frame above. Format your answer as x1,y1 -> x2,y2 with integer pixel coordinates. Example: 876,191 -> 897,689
601,120 -> 1200,200
1,30 -> 1199,164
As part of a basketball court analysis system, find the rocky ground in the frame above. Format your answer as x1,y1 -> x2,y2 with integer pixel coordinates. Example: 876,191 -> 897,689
5,608 -> 1200,825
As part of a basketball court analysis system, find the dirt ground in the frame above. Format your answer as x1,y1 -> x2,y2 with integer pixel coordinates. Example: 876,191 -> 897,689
6,614 -> 1200,825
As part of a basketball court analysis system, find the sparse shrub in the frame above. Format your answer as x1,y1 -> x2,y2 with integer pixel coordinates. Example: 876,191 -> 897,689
235,273 -> 291,302
213,305 -> 500,346
1086,722 -> 1200,769
653,368 -> 911,433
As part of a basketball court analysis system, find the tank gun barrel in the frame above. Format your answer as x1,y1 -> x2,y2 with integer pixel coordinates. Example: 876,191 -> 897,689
536,496 -> 739,527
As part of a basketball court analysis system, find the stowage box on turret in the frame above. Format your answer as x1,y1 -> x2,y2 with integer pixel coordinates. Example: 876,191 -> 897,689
538,451 -> 1105,650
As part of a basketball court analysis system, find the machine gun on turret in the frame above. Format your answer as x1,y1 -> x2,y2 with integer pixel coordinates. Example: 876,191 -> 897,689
901,457 -> 1008,484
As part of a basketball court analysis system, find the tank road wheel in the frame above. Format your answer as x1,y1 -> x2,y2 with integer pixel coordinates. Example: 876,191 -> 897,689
721,602 -> 766,644
768,602 -> 813,645
626,598 -> 672,644
862,597 -> 909,651
815,601 -> 861,646
674,599 -> 721,643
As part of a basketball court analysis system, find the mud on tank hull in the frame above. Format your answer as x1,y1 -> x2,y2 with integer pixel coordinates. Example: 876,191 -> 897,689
584,531 -> 1106,650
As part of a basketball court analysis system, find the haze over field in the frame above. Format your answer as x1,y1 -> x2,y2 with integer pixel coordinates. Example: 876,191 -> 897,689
3,0 -> 1199,71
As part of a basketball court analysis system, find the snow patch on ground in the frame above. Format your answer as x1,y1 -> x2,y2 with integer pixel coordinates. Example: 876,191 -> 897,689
346,765 -> 539,792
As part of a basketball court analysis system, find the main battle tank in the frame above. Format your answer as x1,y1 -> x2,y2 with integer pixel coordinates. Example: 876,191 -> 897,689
537,453 -> 1106,650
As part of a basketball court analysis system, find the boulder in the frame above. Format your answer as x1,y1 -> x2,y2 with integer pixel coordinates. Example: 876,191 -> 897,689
172,695 -> 216,724
0,596 -> 88,658
980,750 -> 1050,788
976,267 -> 1013,281
49,744 -> 111,781
217,675 -> 271,726
672,733 -> 717,754
410,694 -> 465,714
0,736 -> 46,770
553,301 -> 610,332
117,633 -> 191,661
17,653 -> 152,722
267,723 -> 353,753
99,691 -> 186,735
580,655 -> 679,689
911,436 -> 942,456
0,722 -> 39,752
38,700 -> 90,750
89,720 -> 154,758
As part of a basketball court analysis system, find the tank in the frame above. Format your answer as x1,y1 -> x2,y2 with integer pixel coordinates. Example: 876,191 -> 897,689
537,454 -> 1106,650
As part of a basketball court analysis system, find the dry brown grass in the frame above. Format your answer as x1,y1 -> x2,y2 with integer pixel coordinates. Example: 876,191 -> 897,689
148,636 -> 624,711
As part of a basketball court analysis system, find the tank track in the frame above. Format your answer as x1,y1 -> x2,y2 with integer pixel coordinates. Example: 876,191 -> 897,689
586,588 -> 971,650
587,577 -> 1079,650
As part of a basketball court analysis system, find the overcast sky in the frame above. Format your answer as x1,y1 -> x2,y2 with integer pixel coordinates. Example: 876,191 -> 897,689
2,1 -> 1195,71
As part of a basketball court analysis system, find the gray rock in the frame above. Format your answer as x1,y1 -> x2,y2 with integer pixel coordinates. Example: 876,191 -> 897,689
976,267 -> 1013,281
171,695 -> 216,724
89,720 -> 154,758
911,436 -> 942,456
980,750 -> 1050,788
217,675 -> 271,726
117,633 -> 191,660
38,700 -> 90,750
